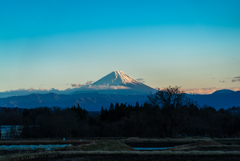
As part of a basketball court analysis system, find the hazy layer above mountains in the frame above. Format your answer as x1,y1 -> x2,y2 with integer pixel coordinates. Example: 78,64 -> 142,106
1,71 -> 239,98
0,71 -> 239,110
0,71 -> 157,98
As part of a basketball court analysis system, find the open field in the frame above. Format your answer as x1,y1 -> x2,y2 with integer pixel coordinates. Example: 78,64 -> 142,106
1,151 -> 240,161
1,138 -> 240,161
0,140 -> 90,146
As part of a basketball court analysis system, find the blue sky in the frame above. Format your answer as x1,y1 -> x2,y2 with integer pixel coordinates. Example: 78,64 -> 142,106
0,0 -> 240,93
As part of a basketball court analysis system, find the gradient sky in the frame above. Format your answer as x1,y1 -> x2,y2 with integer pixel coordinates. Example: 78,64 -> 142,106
1,0 -> 240,92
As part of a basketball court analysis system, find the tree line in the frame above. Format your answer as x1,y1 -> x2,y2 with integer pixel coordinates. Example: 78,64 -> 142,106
0,87 -> 240,138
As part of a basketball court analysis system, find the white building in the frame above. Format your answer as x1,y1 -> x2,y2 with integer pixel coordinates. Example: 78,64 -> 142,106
0,125 -> 23,139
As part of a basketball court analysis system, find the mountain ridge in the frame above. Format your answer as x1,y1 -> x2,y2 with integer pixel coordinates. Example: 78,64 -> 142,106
0,71 -> 157,98
73,71 -> 157,95
0,92 -> 148,110
93,71 -> 140,86
0,90 -> 240,110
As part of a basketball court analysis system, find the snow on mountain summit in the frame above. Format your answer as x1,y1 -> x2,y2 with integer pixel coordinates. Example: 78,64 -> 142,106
93,71 -> 139,86
0,71 -> 157,98
91,71 -> 157,94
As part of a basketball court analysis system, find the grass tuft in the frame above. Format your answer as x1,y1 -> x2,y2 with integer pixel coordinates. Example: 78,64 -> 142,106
79,140 -> 135,151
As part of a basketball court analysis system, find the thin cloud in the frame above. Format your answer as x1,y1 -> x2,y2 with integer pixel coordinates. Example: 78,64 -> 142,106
183,87 -> 240,94
156,87 -> 162,90
232,76 -> 240,82
219,80 -> 226,83
232,79 -> 240,82
71,81 -> 94,87
71,84 -> 85,87
0,88 -> 56,98
136,78 -> 145,82
71,84 -> 79,87
86,81 -> 94,85
80,85 -> 130,90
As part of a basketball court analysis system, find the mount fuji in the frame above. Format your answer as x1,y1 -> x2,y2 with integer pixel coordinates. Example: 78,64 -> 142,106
0,71 -> 240,110
93,71 -> 144,86
0,71 -> 156,109
72,71 -> 157,95
0,71 -> 157,98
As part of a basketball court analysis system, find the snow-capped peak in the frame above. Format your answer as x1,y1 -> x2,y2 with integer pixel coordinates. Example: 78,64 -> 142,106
93,71 -> 139,86
92,71 -> 157,94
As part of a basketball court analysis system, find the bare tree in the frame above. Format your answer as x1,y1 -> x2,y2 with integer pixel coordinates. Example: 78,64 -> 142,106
147,86 -> 185,137
148,86 -> 185,108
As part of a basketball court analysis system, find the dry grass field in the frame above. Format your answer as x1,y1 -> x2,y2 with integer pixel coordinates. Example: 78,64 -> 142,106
1,138 -> 240,161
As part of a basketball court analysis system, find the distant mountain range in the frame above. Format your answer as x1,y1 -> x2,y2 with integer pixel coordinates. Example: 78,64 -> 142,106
0,71 -> 239,110
187,89 -> 240,110
0,92 -> 148,111
73,71 -> 157,95
0,71 -> 157,98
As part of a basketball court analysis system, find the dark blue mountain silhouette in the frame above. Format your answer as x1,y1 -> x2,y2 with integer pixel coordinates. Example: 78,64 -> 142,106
187,90 -> 240,110
0,89 -> 239,110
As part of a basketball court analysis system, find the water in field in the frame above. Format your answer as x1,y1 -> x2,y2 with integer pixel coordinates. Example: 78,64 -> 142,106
0,144 -> 72,150
133,147 -> 173,151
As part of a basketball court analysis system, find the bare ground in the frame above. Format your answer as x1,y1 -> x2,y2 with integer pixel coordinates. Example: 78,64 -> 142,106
2,138 -> 240,161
